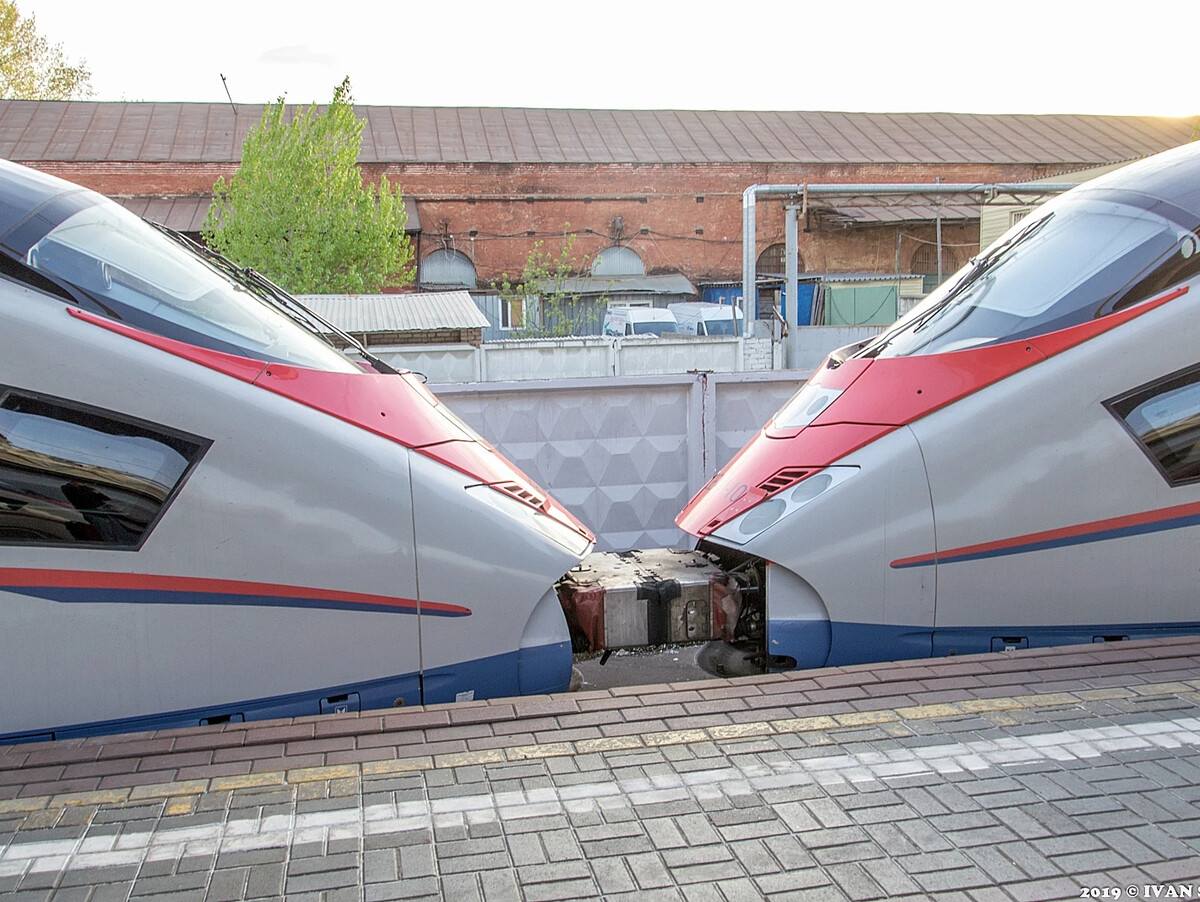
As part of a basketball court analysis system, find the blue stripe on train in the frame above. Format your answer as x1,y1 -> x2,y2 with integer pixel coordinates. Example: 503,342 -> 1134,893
0,641 -> 571,743
3,586 -> 468,617
791,619 -> 1200,667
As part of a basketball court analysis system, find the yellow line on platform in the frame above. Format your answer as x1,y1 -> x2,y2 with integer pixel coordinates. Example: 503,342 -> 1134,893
2,685 -> 1196,816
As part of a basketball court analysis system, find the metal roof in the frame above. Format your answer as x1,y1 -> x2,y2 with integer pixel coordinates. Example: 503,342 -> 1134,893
554,274 -> 697,296
297,291 -> 489,334
111,194 -> 421,233
111,195 -> 212,232
807,199 -> 981,226
0,101 -> 1192,167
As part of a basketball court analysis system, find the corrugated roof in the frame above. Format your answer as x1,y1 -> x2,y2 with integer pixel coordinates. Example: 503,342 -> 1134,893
297,291 -> 489,334
0,101 -> 1192,167
555,274 -> 697,295
112,195 -> 211,232
110,194 -> 421,233
809,195 -> 983,225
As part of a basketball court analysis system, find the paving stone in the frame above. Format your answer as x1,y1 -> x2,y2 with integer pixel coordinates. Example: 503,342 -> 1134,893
753,867 -> 835,895
823,862 -> 887,901
129,870 -> 210,896
522,877 -> 602,902
284,865 -> 362,894
625,851 -> 674,890
2,640 -> 1200,900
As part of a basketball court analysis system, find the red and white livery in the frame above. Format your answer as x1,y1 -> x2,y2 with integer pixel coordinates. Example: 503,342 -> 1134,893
0,161 -> 593,742
678,141 -> 1200,670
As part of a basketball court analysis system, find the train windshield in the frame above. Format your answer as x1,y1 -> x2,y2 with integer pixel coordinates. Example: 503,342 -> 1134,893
24,198 -> 359,373
858,196 -> 1200,359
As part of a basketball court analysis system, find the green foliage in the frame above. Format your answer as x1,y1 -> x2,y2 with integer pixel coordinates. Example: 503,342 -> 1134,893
0,1 -> 91,99
203,78 -> 413,295
495,229 -> 605,337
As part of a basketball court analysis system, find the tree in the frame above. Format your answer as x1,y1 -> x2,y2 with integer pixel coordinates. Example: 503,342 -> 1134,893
495,229 -> 606,337
0,1 -> 91,100
202,78 -> 413,295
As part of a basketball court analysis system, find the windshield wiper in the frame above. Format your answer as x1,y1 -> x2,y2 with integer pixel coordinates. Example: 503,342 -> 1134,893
856,212 -> 1054,359
146,223 -> 400,375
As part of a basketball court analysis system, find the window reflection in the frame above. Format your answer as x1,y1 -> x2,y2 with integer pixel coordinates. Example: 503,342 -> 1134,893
25,200 -> 358,372
0,392 -> 205,547
1109,367 -> 1200,486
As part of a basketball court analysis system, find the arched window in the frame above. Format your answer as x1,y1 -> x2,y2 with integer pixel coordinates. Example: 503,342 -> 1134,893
591,246 -> 645,277
911,244 -> 959,293
756,243 -> 804,276
419,249 -> 477,289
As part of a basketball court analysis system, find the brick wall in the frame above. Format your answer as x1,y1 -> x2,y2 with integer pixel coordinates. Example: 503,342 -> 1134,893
30,158 -> 1046,285
376,161 -> 1039,285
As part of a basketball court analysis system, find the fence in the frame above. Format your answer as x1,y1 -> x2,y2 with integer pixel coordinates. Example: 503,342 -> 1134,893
370,335 -> 781,384
367,325 -> 888,384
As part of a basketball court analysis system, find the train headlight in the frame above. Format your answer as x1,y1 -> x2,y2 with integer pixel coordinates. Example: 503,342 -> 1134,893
713,467 -> 855,545
773,384 -> 843,429
736,499 -> 787,537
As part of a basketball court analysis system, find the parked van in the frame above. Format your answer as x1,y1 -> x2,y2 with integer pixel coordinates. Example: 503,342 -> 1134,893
669,302 -> 743,336
603,305 -> 678,336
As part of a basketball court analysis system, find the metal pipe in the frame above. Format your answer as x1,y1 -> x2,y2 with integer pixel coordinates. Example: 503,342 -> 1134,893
790,183 -> 1076,196
785,203 -> 799,334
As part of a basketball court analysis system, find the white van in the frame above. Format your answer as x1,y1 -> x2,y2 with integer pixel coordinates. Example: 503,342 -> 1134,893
669,302 -> 743,336
603,306 -> 678,336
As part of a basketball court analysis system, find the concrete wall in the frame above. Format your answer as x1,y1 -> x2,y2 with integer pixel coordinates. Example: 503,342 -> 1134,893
785,325 -> 887,370
434,370 -> 808,552
367,325 -> 890,383
370,334 -> 786,383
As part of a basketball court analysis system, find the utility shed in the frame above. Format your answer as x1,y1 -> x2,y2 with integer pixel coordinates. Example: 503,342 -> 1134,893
813,273 -> 927,326
298,291 -> 489,347
556,274 -> 698,314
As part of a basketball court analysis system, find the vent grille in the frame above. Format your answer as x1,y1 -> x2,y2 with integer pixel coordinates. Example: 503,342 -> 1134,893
757,467 -> 813,496
495,481 -> 546,509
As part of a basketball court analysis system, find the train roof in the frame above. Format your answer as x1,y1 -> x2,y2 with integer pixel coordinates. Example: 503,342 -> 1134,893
1075,140 -> 1200,218
0,158 -> 86,242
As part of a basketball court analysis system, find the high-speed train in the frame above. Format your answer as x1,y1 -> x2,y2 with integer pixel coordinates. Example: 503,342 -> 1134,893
0,160 -> 593,742
679,140 -> 1200,671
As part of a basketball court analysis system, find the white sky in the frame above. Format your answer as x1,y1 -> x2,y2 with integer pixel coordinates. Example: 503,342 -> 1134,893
25,0 -> 1200,117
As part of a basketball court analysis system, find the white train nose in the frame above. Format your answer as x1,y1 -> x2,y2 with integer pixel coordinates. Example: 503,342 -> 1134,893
764,563 -> 832,669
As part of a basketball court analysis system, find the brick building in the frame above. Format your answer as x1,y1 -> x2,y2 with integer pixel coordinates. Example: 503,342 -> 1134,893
0,101 -> 1191,300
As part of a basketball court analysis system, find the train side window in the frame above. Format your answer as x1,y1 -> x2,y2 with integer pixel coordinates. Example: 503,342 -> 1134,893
1107,365 -> 1200,487
0,390 -> 208,548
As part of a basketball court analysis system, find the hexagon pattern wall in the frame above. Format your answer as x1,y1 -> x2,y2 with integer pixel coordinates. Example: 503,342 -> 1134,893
438,374 -> 800,552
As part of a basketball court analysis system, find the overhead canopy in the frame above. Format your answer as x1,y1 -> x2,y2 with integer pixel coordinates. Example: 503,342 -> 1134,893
111,195 -> 421,233
550,273 -> 697,296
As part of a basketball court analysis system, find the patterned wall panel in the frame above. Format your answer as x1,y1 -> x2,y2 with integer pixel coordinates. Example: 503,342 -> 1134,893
437,373 -> 803,552
711,375 -> 802,471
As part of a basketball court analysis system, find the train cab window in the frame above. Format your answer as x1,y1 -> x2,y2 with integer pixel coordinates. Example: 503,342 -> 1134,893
859,196 -> 1200,359
0,391 -> 207,548
19,197 -> 360,374
1108,366 -> 1200,487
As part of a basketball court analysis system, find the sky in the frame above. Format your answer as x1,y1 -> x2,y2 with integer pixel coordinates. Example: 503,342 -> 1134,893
25,0 -> 1200,117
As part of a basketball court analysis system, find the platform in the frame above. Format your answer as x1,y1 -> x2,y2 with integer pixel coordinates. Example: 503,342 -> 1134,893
3,637 -> 1200,900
